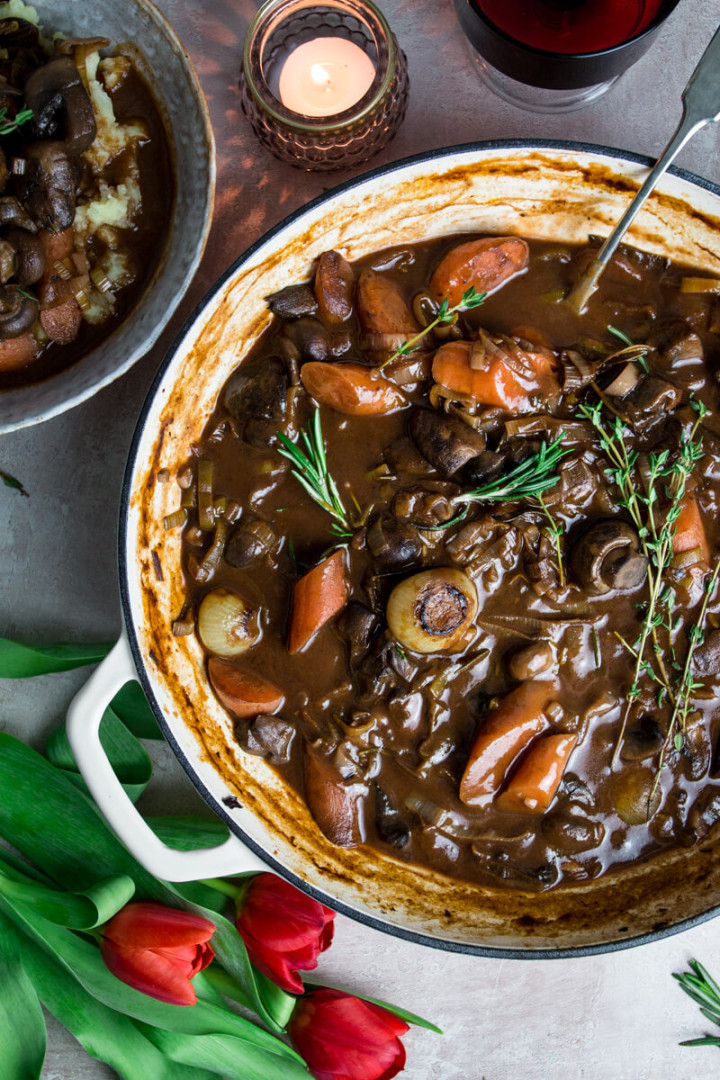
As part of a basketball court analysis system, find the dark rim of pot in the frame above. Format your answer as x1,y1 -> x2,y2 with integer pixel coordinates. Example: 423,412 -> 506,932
459,0 -> 682,63
120,137 -> 720,960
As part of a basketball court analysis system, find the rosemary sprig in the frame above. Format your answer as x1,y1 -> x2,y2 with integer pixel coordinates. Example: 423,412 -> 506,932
276,410 -> 353,539
0,106 -> 32,137
452,436 -> 570,507
419,437 -> 570,532
536,494 -> 565,587
380,286 -> 486,369
675,958 -> 720,1046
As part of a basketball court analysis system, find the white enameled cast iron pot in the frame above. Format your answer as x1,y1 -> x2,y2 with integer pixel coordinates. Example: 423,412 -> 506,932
68,141 -> 720,958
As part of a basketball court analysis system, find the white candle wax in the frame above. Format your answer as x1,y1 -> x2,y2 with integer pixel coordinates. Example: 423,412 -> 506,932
278,37 -> 376,118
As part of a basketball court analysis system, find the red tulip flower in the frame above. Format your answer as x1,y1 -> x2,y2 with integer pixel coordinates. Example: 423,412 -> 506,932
289,988 -> 409,1080
235,873 -> 335,994
100,902 -> 216,1006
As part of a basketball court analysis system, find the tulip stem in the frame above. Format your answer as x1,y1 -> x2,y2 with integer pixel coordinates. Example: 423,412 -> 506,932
199,877 -> 244,900
203,964 -> 255,1013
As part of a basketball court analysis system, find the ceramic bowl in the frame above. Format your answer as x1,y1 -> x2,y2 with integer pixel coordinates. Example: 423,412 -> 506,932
0,0 -> 215,434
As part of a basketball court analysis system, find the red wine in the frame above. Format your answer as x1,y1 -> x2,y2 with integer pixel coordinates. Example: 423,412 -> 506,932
476,0 -> 665,53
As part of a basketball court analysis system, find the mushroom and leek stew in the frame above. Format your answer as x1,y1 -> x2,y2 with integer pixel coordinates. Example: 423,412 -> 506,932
0,2 -> 172,388
171,233 -> 720,893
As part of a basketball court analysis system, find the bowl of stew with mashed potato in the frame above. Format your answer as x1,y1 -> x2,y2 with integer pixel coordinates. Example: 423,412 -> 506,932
69,140 -> 720,956
0,0 -> 213,433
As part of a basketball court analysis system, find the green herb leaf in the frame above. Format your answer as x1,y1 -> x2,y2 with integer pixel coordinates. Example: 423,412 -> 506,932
0,467 -> 28,496
0,637 -> 114,678
380,288 -> 487,368
277,409 -> 353,536
452,436 -> 570,509
0,908 -> 46,1080
0,105 -> 33,136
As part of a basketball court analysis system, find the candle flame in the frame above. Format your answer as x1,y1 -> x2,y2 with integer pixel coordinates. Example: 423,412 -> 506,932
310,62 -> 333,92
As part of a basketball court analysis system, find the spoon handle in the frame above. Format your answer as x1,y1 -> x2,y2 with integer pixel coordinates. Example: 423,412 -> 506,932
567,22 -> 720,313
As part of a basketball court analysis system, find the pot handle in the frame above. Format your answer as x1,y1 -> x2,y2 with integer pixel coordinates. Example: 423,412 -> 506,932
66,635 -> 266,882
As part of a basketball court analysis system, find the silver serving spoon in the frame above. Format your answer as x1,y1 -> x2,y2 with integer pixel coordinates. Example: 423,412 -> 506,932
567,22 -> 720,314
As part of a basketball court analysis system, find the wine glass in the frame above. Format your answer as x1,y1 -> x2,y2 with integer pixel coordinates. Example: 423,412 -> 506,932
454,0 -> 682,112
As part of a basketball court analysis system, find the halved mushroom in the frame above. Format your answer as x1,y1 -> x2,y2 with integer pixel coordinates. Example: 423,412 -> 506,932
0,286 -> 37,338
4,226 -> 44,285
570,520 -> 648,594
222,355 -> 288,424
0,196 -> 37,232
24,57 -> 97,154
16,141 -> 77,230
409,408 -> 486,477
224,518 -> 277,569
387,567 -> 477,654
366,514 -> 424,570
266,283 -> 317,319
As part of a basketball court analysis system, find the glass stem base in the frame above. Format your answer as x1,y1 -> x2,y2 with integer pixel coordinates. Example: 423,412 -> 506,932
466,43 -> 620,113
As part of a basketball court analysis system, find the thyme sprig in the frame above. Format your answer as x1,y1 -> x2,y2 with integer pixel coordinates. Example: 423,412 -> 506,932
660,560 -> 720,770
580,398 -> 709,768
276,409 -> 353,539
380,286 -> 486,369
0,106 -> 32,137
675,958 -> 720,1047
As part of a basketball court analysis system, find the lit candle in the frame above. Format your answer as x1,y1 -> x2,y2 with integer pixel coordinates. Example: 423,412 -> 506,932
278,37 -> 376,117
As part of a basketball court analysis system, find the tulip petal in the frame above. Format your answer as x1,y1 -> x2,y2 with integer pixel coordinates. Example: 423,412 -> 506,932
103,903 -> 215,949
239,875 -> 335,953
289,990 -> 408,1080
101,941 -> 200,1006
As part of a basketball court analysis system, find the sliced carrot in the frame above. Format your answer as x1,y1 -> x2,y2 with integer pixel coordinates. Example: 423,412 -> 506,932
0,333 -> 38,372
39,227 -> 75,264
356,269 -> 418,335
459,681 -> 553,807
495,733 -> 578,815
208,657 -> 285,719
671,495 -> 709,562
432,339 -> 559,413
304,749 -> 362,847
301,361 -> 407,416
315,250 -> 354,325
289,549 -> 349,654
430,236 -> 529,306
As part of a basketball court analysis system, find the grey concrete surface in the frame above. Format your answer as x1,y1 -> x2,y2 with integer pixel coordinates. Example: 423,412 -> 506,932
3,0 -> 720,1077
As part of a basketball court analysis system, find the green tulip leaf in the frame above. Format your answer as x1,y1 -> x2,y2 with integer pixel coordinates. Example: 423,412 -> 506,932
0,733 -> 292,1032
0,858 -> 135,929
148,816 -> 230,852
0,891 -> 301,1061
0,909 -> 46,1079
111,680 -> 164,740
18,926 -> 217,1080
0,637 -> 113,677
140,1027 -> 311,1080
47,707 -> 152,788
305,982 -> 443,1034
